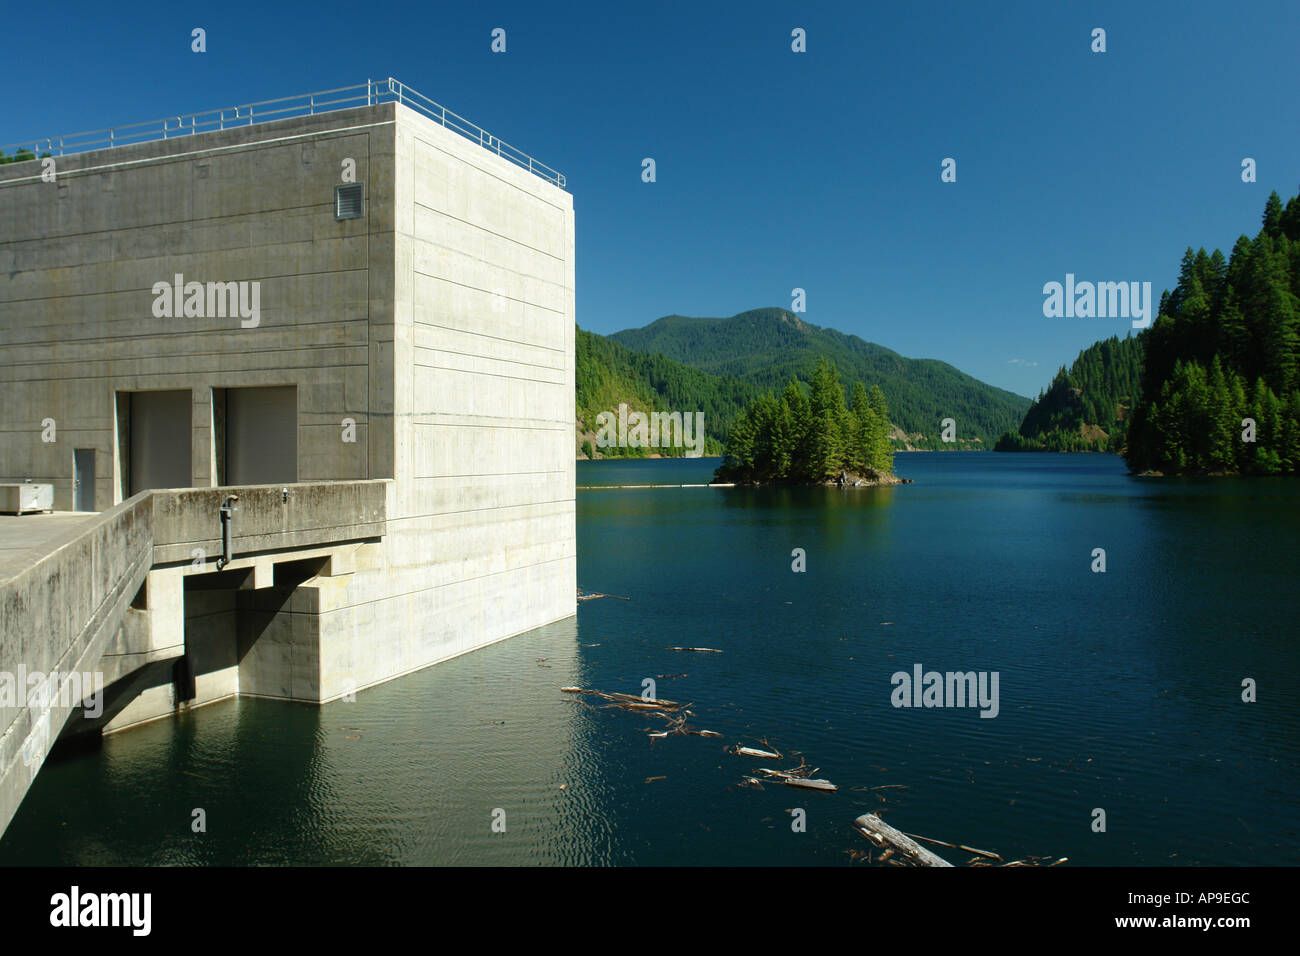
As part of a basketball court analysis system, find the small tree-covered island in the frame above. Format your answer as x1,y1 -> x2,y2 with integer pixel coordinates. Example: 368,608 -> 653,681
715,358 -> 907,485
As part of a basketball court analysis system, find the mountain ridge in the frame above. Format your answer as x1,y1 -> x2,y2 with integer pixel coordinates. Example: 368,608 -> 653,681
608,307 -> 1031,445
994,334 -> 1145,453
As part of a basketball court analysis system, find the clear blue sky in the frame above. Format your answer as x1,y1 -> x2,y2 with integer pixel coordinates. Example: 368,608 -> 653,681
5,0 -> 1297,398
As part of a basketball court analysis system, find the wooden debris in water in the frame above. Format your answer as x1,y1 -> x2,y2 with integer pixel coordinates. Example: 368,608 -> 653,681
753,756 -> 816,777
666,646 -> 723,653
783,777 -> 838,792
734,745 -> 782,760
561,687 -> 679,708
563,687 -> 736,743
605,690 -> 679,706
969,854 -> 1069,868
902,831 -> 1003,862
577,589 -> 630,602
752,763 -> 837,791
854,813 -> 954,867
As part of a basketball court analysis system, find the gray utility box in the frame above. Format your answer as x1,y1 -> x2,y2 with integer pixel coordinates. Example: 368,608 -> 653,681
0,483 -> 55,514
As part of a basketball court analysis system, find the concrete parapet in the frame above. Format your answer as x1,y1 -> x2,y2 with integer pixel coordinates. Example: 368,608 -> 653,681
150,480 -> 389,566
0,493 -> 152,836
0,479 -> 390,836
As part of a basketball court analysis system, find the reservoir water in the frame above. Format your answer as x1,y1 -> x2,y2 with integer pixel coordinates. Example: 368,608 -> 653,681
2,453 -> 1296,865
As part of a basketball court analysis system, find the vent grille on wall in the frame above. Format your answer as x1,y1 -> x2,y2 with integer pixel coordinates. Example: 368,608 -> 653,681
335,182 -> 365,220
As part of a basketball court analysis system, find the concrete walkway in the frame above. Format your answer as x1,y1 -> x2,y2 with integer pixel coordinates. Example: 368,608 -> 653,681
0,512 -> 98,584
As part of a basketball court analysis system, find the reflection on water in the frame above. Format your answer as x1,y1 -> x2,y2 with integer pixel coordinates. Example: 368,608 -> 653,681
3,453 -> 1297,865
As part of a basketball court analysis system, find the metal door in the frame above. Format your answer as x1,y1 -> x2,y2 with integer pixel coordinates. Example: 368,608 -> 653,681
226,386 -> 298,484
128,390 -> 192,494
73,448 -> 95,511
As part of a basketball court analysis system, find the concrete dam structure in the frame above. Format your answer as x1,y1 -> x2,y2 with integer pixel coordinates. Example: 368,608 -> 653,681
0,80 -> 577,836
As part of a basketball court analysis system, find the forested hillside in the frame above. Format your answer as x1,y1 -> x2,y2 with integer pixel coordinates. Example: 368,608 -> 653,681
610,308 -> 1030,446
995,335 -> 1144,453
1124,188 -> 1300,474
575,326 -> 758,457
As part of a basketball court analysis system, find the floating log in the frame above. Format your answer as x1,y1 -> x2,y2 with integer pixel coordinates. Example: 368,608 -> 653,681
854,814 -> 954,867
754,764 -> 817,777
577,589 -> 630,601
666,646 -> 723,653
561,687 -> 679,708
751,767 -> 836,791
576,483 -> 736,490
903,831 -> 1002,862
734,745 -> 782,759
600,690 -> 678,707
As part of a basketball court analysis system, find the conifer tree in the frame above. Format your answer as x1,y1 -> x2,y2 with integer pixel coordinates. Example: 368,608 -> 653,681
716,364 -> 895,483
1263,191 -> 1284,239
1280,189 -> 1300,241
1206,357 -> 1235,471
1121,187 -> 1300,475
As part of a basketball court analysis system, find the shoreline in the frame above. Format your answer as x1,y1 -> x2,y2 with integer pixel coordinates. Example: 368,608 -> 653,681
716,471 -> 912,488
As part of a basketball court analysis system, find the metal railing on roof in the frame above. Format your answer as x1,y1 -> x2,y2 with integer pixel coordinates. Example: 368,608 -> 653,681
0,77 -> 566,187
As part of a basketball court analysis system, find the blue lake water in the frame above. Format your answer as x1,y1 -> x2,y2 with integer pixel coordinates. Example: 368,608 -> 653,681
2,452 -> 1297,865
